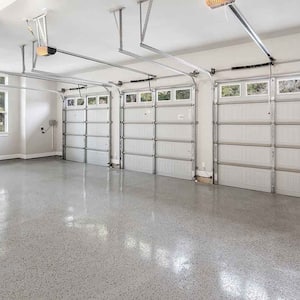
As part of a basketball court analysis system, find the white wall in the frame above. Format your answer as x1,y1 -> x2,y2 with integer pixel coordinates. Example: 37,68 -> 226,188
0,77 -> 61,160
23,78 -> 59,157
0,75 -> 21,159
58,32 -> 300,176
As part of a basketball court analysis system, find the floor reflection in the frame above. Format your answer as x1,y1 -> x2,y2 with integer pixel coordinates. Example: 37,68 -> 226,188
0,188 -> 8,257
0,159 -> 299,299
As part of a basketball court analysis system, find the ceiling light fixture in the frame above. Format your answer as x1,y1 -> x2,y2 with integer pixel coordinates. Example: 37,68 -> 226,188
205,0 -> 235,9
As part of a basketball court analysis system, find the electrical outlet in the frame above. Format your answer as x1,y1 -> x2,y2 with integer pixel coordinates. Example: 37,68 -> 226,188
202,162 -> 206,170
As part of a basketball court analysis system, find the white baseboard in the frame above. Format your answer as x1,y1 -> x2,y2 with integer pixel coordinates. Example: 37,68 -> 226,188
197,170 -> 213,178
21,152 -> 62,159
0,152 -> 62,161
0,154 -> 21,161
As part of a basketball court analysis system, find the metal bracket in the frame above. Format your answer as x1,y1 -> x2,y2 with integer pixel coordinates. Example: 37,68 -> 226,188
138,0 -> 154,43
20,45 -> 26,73
138,0 -> 212,78
228,4 -> 275,63
112,7 -> 194,78
30,13 -> 49,47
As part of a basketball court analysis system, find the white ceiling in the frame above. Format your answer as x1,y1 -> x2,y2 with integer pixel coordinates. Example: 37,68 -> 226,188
0,0 -> 299,74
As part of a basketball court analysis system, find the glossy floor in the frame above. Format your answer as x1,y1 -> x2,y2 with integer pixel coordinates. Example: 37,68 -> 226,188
0,158 -> 299,299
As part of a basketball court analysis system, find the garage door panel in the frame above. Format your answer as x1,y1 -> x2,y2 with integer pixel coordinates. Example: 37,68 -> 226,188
86,150 -> 109,166
87,137 -> 109,150
156,158 -> 192,180
276,102 -> 300,122
66,110 -> 85,122
122,87 -> 194,180
157,106 -> 192,123
216,79 -> 300,197
276,148 -> 300,170
157,124 -> 192,140
219,125 -> 271,144
124,154 -> 154,174
276,125 -> 300,146
157,141 -> 192,159
87,110 -> 109,122
64,95 -> 111,166
124,124 -> 153,139
219,103 -> 270,122
66,136 -> 85,148
66,123 -> 85,135
276,171 -> 300,198
219,165 -> 271,192
219,145 -> 272,167
66,148 -> 85,163
124,140 -> 154,156
87,124 -> 109,136
125,108 -> 154,122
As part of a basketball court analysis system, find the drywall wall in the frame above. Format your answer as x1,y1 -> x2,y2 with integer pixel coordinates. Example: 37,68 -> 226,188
0,75 -> 21,159
0,77 -> 61,160
59,32 -> 300,176
23,78 -> 60,157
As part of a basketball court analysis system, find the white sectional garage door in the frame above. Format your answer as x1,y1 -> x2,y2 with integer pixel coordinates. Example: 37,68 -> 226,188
63,94 -> 111,167
275,77 -> 300,197
156,88 -> 195,180
122,91 -> 155,174
214,76 -> 300,197
121,86 -> 195,180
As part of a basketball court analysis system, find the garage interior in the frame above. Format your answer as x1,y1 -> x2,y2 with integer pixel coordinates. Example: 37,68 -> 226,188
0,0 -> 299,299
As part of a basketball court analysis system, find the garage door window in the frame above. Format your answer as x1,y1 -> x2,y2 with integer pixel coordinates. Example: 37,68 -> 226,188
247,82 -> 269,96
140,92 -> 152,102
126,94 -> 137,103
0,77 -> 6,85
88,96 -> 97,106
0,91 -> 7,133
158,90 -> 171,101
77,98 -> 85,106
221,84 -> 241,98
99,96 -> 108,105
278,79 -> 300,94
176,89 -> 191,100
67,99 -> 75,107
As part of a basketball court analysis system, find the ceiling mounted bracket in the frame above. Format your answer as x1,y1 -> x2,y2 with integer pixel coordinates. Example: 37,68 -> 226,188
137,0 -> 153,43
27,13 -> 57,57
138,0 -> 212,78
112,7 -> 197,78
32,13 -> 49,47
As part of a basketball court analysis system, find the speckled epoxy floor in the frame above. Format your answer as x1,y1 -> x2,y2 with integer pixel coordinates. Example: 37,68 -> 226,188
0,158 -> 299,300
